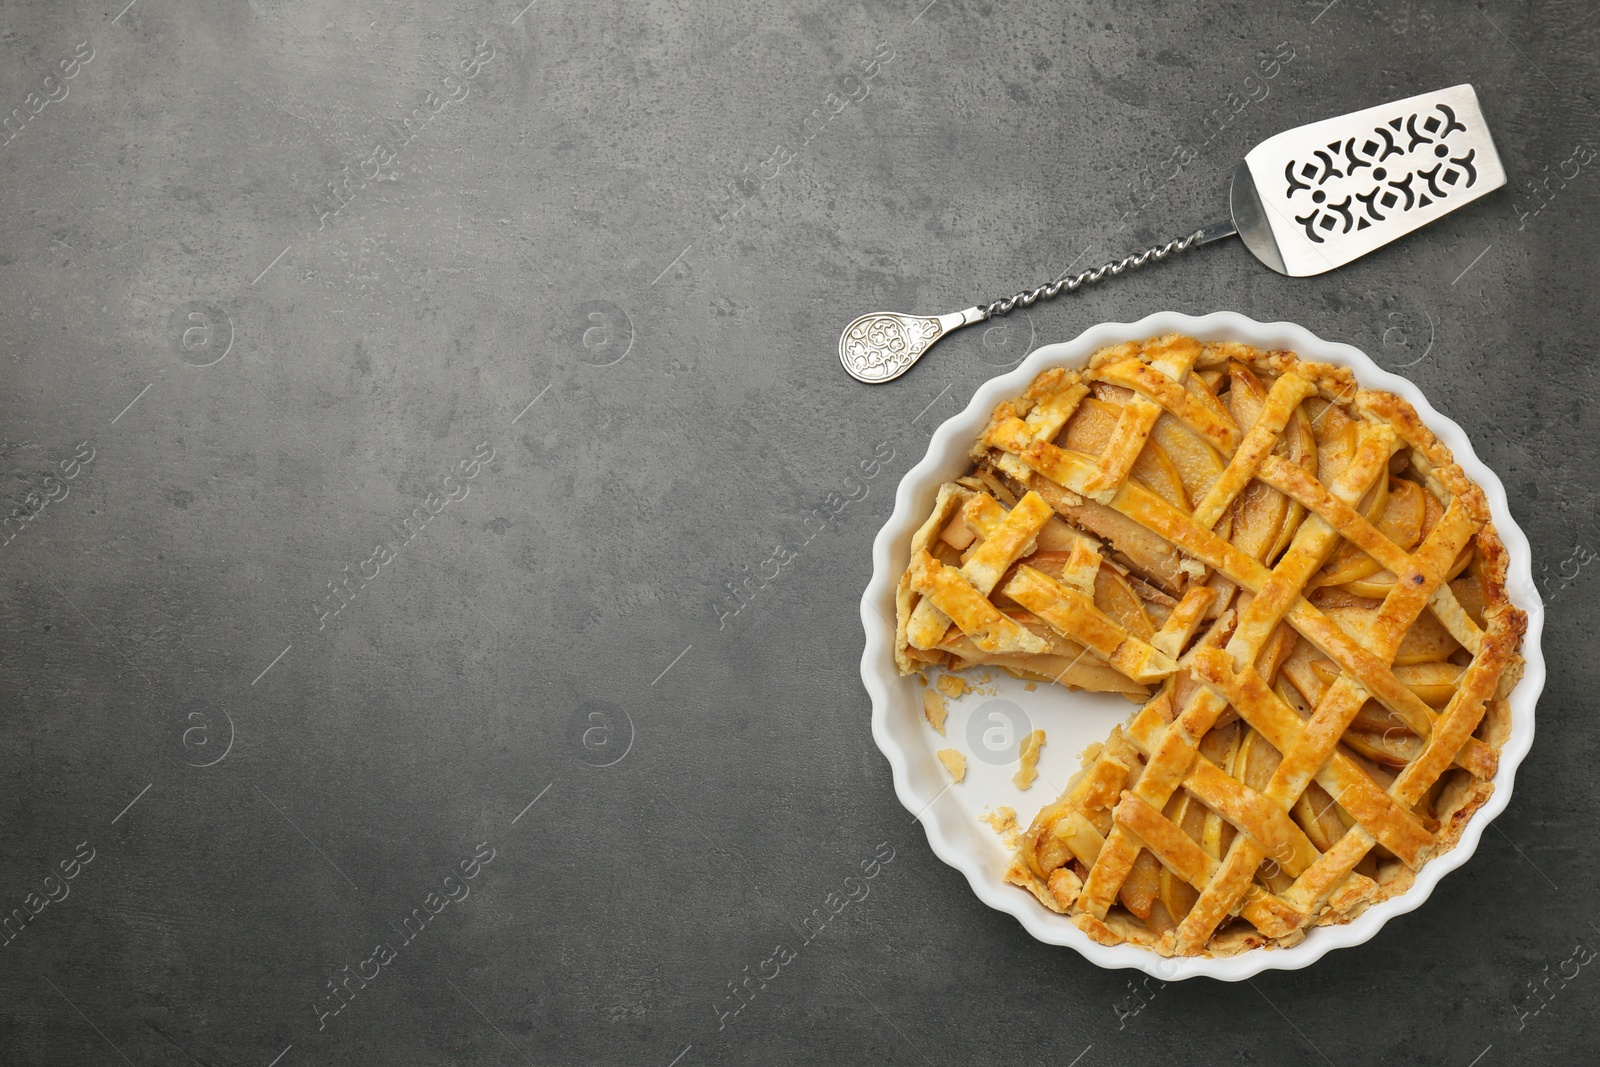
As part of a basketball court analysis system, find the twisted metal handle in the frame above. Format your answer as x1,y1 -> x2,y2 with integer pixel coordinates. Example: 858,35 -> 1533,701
983,222 -> 1234,319
836,220 -> 1237,383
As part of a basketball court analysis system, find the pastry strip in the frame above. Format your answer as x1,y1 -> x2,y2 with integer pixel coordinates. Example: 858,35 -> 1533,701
905,491 -> 1053,649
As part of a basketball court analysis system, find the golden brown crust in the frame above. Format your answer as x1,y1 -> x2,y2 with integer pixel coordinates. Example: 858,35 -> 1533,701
904,335 -> 1527,956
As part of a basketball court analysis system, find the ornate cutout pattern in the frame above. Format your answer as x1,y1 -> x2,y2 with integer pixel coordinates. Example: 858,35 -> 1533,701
1282,102 -> 1480,244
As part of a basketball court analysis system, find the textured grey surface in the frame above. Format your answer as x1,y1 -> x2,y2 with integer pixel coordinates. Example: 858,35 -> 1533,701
1,0 -> 1597,1064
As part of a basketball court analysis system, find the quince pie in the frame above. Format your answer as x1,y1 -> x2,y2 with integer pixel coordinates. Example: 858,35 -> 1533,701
895,334 -> 1525,956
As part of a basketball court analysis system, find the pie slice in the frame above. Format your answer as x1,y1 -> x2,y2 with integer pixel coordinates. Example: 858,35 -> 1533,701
895,334 -> 1526,957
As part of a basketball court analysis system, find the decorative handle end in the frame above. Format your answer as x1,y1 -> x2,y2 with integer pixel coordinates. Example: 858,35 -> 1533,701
838,307 -> 986,384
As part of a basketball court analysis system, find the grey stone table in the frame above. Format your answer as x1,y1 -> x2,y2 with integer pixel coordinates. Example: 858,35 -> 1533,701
2,1 -> 1596,1064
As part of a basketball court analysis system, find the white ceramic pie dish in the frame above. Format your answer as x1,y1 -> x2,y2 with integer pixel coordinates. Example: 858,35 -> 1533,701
859,310 -> 1545,981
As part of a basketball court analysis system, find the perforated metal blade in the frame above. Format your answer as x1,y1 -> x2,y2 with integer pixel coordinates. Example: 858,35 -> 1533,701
1230,83 -> 1505,276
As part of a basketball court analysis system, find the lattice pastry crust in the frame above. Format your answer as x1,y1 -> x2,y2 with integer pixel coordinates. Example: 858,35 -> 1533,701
895,335 -> 1526,956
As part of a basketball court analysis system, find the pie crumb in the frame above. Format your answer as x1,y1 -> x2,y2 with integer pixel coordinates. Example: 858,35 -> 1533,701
935,674 -> 967,699
936,748 -> 966,783
1013,729 -> 1046,790
922,690 -> 948,736
980,806 -> 1017,834
1024,681 -> 1037,691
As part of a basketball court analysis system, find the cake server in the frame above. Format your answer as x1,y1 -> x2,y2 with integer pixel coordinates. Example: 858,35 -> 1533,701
839,83 -> 1504,384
